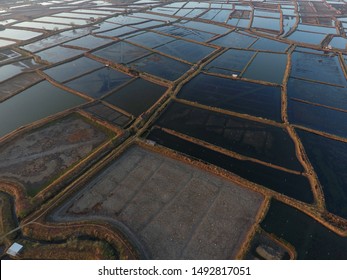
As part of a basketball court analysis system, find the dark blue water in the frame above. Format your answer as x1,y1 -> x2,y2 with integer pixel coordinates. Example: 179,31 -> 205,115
261,199 -> 347,259
155,101 -> 304,171
147,128 -> 313,203
177,73 -> 282,121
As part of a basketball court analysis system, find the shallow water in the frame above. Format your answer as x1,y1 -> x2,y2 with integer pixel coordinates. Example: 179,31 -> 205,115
65,67 -> 132,98
0,81 -> 86,138
155,39 -> 215,63
205,48 -> 255,74
63,34 -> 113,49
243,52 -> 287,84
92,41 -> 151,64
252,17 -> 281,31
155,101 -> 303,171
297,24 -> 337,34
43,56 -> 103,83
249,38 -> 289,52
261,199 -> 347,259
211,31 -> 257,48
0,39 -> 15,47
176,20 -> 229,34
97,25 -> 138,37
287,30 -> 326,45
287,78 -> 347,110
297,129 -> 347,219
153,25 -> 215,42
103,78 -> 167,116
13,21 -> 69,31
147,128 -> 312,203
34,16 -> 90,25
288,99 -> 347,138
36,45 -> 85,63
291,52 -> 347,86
130,53 -> 191,81
125,31 -> 175,48
329,36 -> 347,49
177,73 -> 282,121
254,10 -> 280,18
0,28 -> 42,41
21,27 -> 93,52
0,59 -> 41,83
0,49 -> 21,63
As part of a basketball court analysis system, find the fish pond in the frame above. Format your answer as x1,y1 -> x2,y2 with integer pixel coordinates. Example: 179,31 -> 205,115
154,39 -> 216,63
43,56 -> 104,83
64,67 -> 132,99
297,129 -> 347,219
147,128 -> 313,203
288,99 -> 347,138
0,81 -> 86,138
103,78 -> 167,117
36,46 -> 85,63
291,52 -> 347,86
92,41 -> 151,64
204,48 -> 255,74
261,199 -> 347,259
154,101 -> 303,171
211,31 -> 257,48
129,53 -> 191,81
177,73 -> 282,121
242,52 -> 287,84
0,59 -> 42,83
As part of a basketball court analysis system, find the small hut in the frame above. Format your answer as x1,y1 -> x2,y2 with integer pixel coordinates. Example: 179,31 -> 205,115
6,242 -> 23,257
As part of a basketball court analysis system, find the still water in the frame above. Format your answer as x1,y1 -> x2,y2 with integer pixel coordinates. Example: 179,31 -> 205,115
0,81 -> 86,138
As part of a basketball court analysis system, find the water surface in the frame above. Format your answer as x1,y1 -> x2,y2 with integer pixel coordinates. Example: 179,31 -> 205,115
147,128 -> 312,203
153,25 -> 215,42
177,73 -> 282,121
243,52 -> 287,84
92,41 -> 150,64
287,78 -> 347,110
291,52 -> 347,86
287,30 -> 326,45
204,49 -> 255,74
104,78 -> 167,116
0,81 -> 86,138
36,46 -> 85,63
155,39 -> 215,63
261,199 -> 347,259
211,31 -> 257,48
297,129 -> 347,219
63,35 -> 113,49
155,102 -> 303,171
65,67 -> 132,98
288,100 -> 347,138
249,37 -> 289,52
130,53 -> 191,81
0,28 -> 42,40
125,31 -> 175,48
43,56 -> 103,83
0,59 -> 41,83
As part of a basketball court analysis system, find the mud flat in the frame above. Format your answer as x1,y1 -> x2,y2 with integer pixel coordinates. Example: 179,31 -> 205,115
50,145 -> 264,259
0,114 -> 109,196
